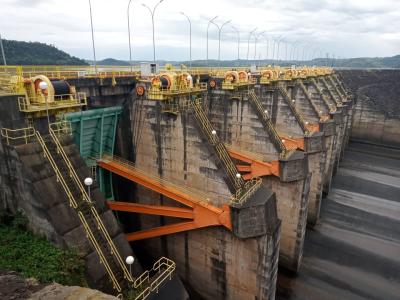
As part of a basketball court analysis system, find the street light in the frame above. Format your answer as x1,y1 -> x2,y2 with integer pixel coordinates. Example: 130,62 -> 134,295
39,81 -> 50,128
246,27 -> 257,61
125,256 -> 135,277
84,177 -> 93,199
142,0 -> 165,63
211,19 -> 231,66
127,0 -> 134,72
206,15 -> 218,65
254,31 -> 265,62
88,0 -> 97,74
180,12 -> 192,68
231,26 -> 240,62
276,36 -> 283,63
0,34 -> 6,66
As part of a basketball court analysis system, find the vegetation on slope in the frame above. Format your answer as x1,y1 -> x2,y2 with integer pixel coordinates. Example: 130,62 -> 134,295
0,211 -> 86,286
1,39 -> 88,65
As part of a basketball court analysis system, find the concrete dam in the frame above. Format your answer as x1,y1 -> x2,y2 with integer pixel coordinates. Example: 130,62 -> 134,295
0,66 -> 398,300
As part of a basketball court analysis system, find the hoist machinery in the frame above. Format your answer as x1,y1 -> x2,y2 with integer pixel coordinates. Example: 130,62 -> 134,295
17,75 -> 86,116
221,70 -> 255,90
146,70 -> 207,101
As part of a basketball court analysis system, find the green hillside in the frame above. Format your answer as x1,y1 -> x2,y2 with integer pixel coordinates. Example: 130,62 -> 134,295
1,39 -> 88,65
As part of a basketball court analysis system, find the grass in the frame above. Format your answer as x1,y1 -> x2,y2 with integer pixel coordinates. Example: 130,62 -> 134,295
0,211 -> 86,286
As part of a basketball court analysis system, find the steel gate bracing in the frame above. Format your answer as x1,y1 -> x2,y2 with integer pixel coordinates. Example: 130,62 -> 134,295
97,154 -> 232,241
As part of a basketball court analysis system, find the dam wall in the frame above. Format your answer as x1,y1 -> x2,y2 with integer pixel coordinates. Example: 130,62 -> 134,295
339,69 -> 400,147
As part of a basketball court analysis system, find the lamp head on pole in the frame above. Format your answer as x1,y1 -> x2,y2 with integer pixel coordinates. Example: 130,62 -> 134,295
126,256 -> 135,265
84,177 -> 93,186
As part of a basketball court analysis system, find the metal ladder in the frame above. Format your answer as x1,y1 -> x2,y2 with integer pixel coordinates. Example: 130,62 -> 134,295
192,100 -> 244,190
327,75 -> 345,102
247,90 -> 286,153
276,86 -> 308,133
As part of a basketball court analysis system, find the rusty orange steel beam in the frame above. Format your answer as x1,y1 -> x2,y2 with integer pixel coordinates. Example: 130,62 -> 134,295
305,123 -> 320,133
280,136 -> 305,151
126,221 -> 198,241
98,158 -> 232,237
107,201 -> 194,219
228,148 -> 280,179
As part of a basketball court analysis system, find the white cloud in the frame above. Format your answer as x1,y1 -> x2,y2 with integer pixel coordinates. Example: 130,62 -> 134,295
0,0 -> 399,60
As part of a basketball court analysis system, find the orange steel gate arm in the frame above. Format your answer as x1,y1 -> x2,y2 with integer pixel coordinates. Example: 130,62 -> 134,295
227,148 -> 280,179
98,158 -> 232,241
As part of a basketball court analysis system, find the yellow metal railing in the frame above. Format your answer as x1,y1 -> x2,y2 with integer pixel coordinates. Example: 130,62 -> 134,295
47,123 -> 134,285
310,78 -> 336,112
248,90 -> 287,154
18,92 -> 87,113
1,127 -> 36,145
35,130 -> 122,292
297,81 -> 322,118
133,257 -> 175,300
100,153 -> 216,204
192,100 -> 244,190
277,86 -> 308,134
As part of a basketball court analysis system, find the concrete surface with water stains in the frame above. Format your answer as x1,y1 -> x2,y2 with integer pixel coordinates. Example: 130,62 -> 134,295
277,141 -> 400,300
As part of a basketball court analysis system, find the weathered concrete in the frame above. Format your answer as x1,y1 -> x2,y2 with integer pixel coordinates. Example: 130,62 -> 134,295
67,76 -> 136,108
119,96 -> 281,299
339,69 -> 400,147
277,141 -> 400,300
258,81 -> 326,228
207,85 -> 309,272
0,136 -> 137,293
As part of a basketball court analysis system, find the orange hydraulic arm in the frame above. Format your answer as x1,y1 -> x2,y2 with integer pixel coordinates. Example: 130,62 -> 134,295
98,156 -> 231,241
227,148 -> 280,180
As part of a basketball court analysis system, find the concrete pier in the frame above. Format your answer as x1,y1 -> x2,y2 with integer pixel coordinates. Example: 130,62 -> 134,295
207,83 -> 309,272
120,97 -> 282,299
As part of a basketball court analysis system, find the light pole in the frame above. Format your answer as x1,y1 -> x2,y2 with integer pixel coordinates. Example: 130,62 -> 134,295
84,177 -> 93,199
206,16 -> 218,65
246,27 -> 257,61
142,0 -> 164,63
211,20 -> 231,66
276,36 -> 283,63
231,25 -> 240,62
127,0 -> 134,72
39,81 -> 50,128
180,12 -> 192,68
88,0 -> 97,74
254,31 -> 265,61
125,256 -> 134,277
0,34 -> 6,66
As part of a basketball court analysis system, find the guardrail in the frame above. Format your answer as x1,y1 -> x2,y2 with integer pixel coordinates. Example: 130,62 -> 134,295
1,127 -> 36,145
18,92 -> 87,113
133,257 -> 176,300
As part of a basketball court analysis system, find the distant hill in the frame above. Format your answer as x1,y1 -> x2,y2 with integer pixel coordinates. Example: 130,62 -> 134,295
1,39 -> 88,65
88,56 -> 400,68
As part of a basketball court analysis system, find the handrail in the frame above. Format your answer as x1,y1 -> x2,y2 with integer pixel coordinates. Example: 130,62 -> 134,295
230,177 -> 262,205
100,153 -> 215,204
297,81 -> 321,118
320,77 -> 341,105
192,100 -> 244,190
35,131 -> 78,209
310,78 -> 335,111
1,127 -> 36,145
47,124 -> 134,283
276,86 -> 308,134
247,90 -> 286,154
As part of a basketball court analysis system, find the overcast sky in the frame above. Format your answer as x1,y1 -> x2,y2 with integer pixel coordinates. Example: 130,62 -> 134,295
1,0 -> 399,61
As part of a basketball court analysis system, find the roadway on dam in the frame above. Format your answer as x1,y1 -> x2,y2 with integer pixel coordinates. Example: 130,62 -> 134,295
277,141 -> 400,300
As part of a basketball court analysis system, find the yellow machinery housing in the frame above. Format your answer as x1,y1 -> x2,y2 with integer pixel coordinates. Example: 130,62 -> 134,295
222,70 -> 255,90
18,75 -> 87,117
147,70 -> 207,101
